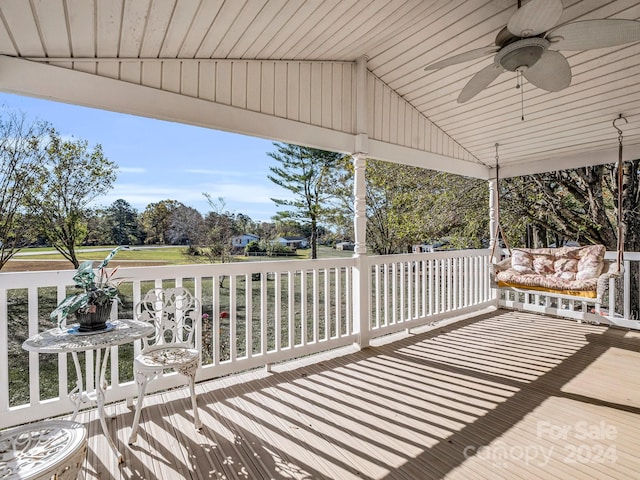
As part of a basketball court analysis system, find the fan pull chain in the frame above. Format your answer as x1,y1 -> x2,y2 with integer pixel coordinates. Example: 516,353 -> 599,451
520,75 -> 525,121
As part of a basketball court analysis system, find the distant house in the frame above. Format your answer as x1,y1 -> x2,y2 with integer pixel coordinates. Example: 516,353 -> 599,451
274,237 -> 309,249
335,241 -> 355,251
231,233 -> 260,250
413,240 -> 453,253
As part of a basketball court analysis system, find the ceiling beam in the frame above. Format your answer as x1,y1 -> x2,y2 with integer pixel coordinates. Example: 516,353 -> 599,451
498,144 -> 640,178
0,55 -> 356,154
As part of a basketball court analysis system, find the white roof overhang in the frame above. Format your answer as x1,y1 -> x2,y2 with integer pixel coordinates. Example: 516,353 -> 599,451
0,0 -> 638,180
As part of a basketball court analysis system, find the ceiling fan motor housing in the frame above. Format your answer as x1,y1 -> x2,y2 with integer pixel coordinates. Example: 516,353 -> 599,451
495,37 -> 549,71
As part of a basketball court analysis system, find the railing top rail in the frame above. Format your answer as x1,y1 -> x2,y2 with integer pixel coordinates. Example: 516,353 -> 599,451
367,249 -> 492,262
0,256 -> 358,289
1,249 -> 637,290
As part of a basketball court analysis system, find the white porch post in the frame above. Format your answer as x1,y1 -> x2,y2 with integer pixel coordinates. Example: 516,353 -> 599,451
352,153 -> 370,348
352,55 -> 370,349
353,154 -> 367,257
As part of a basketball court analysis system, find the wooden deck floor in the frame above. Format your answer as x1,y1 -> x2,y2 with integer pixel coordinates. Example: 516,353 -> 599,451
76,309 -> 640,479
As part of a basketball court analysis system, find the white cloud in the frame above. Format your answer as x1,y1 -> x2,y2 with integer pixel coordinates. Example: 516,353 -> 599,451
93,178 -> 293,220
186,168 -> 266,178
95,184 -> 196,209
119,166 -> 146,173
199,182 -> 293,205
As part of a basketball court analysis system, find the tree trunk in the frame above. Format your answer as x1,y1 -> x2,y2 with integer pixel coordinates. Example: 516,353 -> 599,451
310,218 -> 317,260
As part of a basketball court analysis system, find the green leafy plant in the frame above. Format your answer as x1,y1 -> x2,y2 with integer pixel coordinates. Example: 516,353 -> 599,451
50,246 -> 127,324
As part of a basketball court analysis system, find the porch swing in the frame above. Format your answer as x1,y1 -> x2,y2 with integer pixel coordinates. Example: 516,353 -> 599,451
489,115 -> 627,312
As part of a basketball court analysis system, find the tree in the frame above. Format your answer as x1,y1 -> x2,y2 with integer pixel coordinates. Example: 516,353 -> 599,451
274,219 -> 308,239
140,200 -> 183,244
166,205 -> 204,245
500,165 -> 626,248
420,171 -> 489,248
267,143 -> 344,259
234,213 -> 256,236
501,162 -> 640,314
200,195 -> 239,263
0,110 -> 49,270
328,158 -> 488,254
35,129 -> 117,267
255,221 -> 279,241
106,199 -> 141,245
84,208 -> 113,246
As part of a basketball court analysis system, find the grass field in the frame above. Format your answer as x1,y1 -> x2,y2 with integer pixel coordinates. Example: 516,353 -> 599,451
5,244 -> 355,406
4,245 -> 354,272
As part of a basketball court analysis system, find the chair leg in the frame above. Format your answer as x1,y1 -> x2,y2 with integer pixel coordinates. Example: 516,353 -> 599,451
188,374 -> 202,430
129,372 -> 150,444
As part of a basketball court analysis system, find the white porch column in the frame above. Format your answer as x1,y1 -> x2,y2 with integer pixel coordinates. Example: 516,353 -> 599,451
353,154 -> 367,256
352,153 -> 369,348
352,55 -> 370,348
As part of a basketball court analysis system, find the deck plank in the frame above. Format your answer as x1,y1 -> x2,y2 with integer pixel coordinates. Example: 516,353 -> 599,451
73,309 -> 640,479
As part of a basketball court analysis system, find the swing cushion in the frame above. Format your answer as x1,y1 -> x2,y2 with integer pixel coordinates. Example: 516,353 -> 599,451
495,245 -> 606,298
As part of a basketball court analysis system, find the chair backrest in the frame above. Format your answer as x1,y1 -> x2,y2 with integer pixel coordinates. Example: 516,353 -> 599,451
135,287 -> 200,351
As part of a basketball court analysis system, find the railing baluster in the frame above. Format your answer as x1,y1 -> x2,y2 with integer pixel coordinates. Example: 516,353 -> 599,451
27,287 -> 40,405
245,273 -> 252,359
401,262 -> 406,322
335,267 -> 342,337
383,264 -> 388,326
260,271 -> 267,356
323,268 -> 329,340
346,266 -> 352,336
624,259 -> 631,319
229,275 -> 237,363
274,272 -> 281,352
213,275 -> 220,367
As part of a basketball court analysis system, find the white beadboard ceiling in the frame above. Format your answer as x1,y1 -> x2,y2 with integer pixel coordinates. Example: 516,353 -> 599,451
0,0 -> 639,179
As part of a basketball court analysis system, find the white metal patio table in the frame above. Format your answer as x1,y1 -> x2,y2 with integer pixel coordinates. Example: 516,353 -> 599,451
0,419 -> 87,479
22,319 -> 154,464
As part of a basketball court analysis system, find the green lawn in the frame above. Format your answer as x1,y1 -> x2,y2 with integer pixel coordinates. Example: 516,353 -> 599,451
14,245 -> 355,265
6,246 -> 355,406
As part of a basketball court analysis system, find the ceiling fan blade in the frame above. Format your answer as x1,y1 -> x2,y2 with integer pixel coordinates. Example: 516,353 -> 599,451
457,63 -> 505,103
424,46 -> 500,70
507,0 -> 563,37
547,19 -> 640,51
523,50 -> 571,92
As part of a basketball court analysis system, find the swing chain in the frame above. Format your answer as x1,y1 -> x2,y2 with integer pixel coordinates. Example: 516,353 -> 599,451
612,114 -> 627,271
491,142 -> 511,264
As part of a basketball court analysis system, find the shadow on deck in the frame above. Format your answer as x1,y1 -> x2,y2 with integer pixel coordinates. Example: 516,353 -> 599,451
77,308 -> 640,479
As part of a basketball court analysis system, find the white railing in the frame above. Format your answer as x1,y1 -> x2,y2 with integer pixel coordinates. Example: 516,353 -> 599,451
366,250 -> 493,337
0,248 -> 494,428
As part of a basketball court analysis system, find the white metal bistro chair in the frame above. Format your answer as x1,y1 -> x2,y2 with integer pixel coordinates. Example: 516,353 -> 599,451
128,287 -> 202,444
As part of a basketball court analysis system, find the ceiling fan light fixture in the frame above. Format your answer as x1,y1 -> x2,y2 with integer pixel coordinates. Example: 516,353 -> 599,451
494,37 -> 549,71
423,0 -> 640,103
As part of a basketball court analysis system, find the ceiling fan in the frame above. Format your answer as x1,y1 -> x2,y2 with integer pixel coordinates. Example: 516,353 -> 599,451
424,0 -> 640,103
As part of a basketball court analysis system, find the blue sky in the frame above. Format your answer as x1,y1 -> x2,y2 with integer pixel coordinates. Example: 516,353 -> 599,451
0,92 -> 287,222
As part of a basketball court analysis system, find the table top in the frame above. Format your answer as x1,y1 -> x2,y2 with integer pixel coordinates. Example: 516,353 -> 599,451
22,319 -> 155,354
0,420 -> 87,480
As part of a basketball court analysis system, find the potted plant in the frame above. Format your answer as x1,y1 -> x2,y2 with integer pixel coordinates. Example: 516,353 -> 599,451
50,246 -> 126,332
